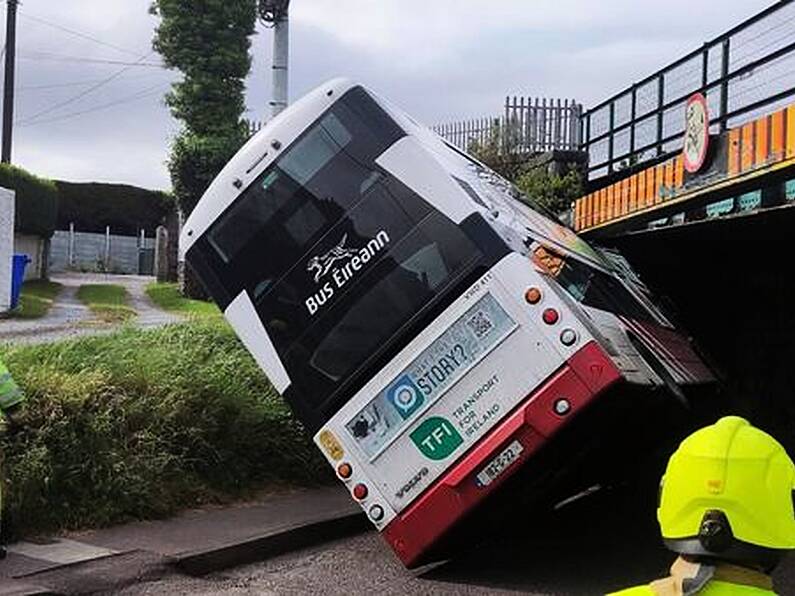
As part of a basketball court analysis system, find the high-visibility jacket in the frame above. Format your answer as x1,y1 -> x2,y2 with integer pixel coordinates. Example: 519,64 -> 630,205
608,557 -> 776,596
0,358 -> 24,414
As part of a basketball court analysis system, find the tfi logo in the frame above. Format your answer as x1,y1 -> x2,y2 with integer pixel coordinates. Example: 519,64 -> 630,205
410,417 -> 463,461
304,230 -> 390,315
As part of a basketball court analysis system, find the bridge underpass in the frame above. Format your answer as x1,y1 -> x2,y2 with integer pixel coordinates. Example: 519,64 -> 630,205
604,198 -> 795,455
575,112 -> 795,453
573,98 -> 795,453
563,1 -> 795,453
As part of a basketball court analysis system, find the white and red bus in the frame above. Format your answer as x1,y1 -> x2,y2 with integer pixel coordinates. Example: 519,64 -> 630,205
180,79 -> 715,567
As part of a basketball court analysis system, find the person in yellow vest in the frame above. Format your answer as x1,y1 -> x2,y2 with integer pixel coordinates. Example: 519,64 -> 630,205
610,416 -> 795,595
0,356 -> 25,560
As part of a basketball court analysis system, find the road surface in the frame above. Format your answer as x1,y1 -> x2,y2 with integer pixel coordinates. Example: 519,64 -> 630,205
114,485 -> 795,595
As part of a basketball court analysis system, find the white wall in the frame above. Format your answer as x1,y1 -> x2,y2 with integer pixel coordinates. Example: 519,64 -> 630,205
0,187 -> 15,312
14,233 -> 44,280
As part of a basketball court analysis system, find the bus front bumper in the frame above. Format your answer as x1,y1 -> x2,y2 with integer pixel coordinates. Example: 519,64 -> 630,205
381,340 -> 622,567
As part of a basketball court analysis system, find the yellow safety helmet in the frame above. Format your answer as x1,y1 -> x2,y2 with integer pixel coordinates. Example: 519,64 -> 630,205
658,416 -> 795,571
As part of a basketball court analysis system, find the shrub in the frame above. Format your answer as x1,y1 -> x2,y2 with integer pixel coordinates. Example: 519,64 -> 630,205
55,181 -> 175,235
0,164 -> 59,238
0,320 -> 329,538
514,167 -> 584,216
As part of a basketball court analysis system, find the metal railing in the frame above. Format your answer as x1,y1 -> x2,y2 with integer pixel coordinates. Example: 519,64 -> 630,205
246,120 -> 264,137
581,0 -> 795,179
434,96 -> 582,155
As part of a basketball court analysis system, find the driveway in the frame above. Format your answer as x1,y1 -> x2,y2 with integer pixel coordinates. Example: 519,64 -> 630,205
0,272 -> 184,345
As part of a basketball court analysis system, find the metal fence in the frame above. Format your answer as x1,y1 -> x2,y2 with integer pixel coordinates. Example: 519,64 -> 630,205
50,226 -> 155,275
581,0 -> 795,179
247,120 -> 264,137
434,97 -> 582,155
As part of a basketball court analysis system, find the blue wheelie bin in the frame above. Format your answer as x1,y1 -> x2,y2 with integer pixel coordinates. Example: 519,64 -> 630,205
10,254 -> 31,309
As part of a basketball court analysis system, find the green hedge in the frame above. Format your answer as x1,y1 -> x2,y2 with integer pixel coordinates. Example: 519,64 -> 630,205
0,320 -> 329,539
55,181 -> 175,235
0,164 -> 59,238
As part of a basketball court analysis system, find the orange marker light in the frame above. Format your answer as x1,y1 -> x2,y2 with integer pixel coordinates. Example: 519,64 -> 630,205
525,287 -> 542,305
337,463 -> 352,479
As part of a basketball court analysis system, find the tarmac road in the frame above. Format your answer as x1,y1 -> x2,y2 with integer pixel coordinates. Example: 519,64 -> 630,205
114,484 -> 795,596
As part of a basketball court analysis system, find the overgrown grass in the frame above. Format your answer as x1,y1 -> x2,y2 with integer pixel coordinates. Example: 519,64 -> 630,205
10,280 -> 62,319
76,284 -> 136,323
145,283 -> 219,317
0,319 -> 329,539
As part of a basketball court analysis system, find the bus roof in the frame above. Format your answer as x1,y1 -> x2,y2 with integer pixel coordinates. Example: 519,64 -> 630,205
180,77 -> 358,256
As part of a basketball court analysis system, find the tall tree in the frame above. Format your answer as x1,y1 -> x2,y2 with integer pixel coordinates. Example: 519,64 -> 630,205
150,0 -> 257,295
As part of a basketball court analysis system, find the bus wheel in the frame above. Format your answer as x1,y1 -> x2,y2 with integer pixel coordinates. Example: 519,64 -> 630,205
627,332 -> 689,411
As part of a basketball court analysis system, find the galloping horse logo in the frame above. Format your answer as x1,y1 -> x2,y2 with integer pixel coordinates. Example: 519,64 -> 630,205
306,233 -> 359,283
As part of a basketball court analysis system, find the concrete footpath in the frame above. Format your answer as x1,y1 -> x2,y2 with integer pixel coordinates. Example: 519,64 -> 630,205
0,487 -> 365,595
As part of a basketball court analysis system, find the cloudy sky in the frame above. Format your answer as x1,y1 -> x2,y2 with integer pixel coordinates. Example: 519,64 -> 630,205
7,0 -> 772,191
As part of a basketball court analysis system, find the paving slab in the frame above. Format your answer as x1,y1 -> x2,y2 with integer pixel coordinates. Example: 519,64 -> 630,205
0,486 -> 365,594
7,540 -> 118,566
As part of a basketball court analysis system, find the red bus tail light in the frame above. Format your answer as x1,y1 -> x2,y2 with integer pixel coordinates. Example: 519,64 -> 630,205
353,483 -> 369,500
542,308 -> 559,325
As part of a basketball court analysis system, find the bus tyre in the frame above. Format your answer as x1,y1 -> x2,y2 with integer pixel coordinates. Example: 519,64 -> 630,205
627,332 -> 689,410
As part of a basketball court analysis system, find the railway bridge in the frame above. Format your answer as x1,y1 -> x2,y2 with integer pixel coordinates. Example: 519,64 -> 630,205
572,0 -> 795,449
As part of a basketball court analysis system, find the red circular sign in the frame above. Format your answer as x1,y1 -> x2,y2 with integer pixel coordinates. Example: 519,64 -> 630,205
683,93 -> 710,173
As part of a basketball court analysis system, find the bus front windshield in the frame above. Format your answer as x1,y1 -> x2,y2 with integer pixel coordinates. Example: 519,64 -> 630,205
197,86 -> 483,424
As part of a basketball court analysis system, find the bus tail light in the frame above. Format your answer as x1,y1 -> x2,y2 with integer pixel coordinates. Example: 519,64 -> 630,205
337,463 -> 352,479
353,483 -> 369,500
524,287 -> 542,305
542,308 -> 559,325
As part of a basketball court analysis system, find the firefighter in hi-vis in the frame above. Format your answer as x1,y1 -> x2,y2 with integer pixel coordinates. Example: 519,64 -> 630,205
610,416 -> 795,595
0,356 -> 25,559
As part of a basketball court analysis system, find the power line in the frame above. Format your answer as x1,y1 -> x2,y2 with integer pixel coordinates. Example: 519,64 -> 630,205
16,10 -> 144,57
18,83 -> 168,127
17,72 -> 164,92
18,52 -> 165,68
16,51 -> 157,125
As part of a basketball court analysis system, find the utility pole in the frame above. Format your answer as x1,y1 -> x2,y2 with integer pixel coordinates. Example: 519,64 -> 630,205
2,0 -> 18,164
259,1 -> 291,119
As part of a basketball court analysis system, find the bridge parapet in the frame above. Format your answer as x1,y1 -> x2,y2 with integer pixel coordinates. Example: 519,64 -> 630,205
574,102 -> 795,236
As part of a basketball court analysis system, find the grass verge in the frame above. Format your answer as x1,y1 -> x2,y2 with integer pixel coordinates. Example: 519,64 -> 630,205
0,319 -> 329,540
76,283 -> 136,323
9,280 -> 63,319
145,283 -> 219,317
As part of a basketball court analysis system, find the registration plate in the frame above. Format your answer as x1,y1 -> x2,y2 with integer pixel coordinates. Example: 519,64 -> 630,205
476,440 -> 524,487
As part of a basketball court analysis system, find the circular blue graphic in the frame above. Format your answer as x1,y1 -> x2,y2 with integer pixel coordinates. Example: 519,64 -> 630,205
386,375 -> 425,420
394,384 -> 418,410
